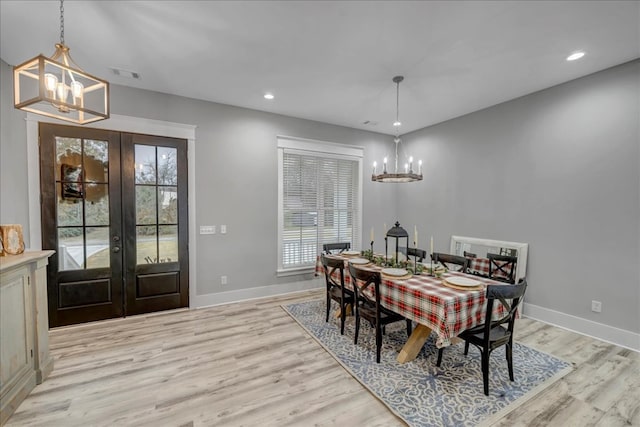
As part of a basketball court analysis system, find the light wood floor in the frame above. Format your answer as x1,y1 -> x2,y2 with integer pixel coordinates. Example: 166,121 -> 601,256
5,289 -> 639,426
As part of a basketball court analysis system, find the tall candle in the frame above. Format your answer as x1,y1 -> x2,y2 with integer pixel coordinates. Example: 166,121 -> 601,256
384,223 -> 387,234
430,236 -> 434,255
414,225 -> 418,247
370,227 -> 374,242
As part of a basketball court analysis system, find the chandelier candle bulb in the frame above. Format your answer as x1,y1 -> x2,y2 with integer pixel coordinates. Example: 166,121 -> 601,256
383,157 -> 388,174
404,163 -> 409,173
370,227 -> 374,243
430,236 -> 434,256
419,159 -> 423,175
373,161 -> 377,175
409,157 -> 413,173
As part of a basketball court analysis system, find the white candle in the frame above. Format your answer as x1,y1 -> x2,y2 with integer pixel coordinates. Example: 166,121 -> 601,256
384,223 -> 387,234
430,236 -> 434,255
414,225 -> 418,247
372,161 -> 377,175
383,157 -> 388,173
409,156 -> 413,173
370,227 -> 374,242
404,163 -> 409,173
419,159 -> 423,175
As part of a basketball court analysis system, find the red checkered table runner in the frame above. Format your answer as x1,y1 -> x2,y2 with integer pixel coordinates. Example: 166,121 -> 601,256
316,255 -> 507,348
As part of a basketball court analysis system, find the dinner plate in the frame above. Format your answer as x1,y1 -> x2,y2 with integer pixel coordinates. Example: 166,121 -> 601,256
444,276 -> 481,287
349,258 -> 370,265
381,268 -> 408,277
342,250 -> 360,256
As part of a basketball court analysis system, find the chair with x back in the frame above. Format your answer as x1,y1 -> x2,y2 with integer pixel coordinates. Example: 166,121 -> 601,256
321,254 -> 354,335
488,253 -> 517,284
348,263 -> 413,363
436,279 -> 528,395
432,252 -> 471,273
407,247 -> 427,262
322,242 -> 351,254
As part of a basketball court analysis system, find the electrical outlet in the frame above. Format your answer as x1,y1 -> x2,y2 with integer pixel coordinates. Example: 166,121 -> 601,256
591,300 -> 602,313
221,275 -> 227,285
220,224 -> 227,234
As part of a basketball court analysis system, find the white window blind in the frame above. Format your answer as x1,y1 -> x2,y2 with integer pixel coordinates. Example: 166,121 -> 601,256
277,137 -> 362,274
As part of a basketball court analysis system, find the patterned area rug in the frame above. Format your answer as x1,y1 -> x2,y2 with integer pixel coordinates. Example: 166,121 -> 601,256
282,299 -> 572,427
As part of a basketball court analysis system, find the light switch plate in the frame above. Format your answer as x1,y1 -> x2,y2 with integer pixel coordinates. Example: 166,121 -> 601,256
200,225 -> 216,234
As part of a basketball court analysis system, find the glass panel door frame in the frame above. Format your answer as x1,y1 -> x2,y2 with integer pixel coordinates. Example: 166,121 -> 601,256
25,113 -> 197,307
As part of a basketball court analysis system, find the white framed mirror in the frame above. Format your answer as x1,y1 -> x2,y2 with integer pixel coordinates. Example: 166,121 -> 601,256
450,235 -> 528,281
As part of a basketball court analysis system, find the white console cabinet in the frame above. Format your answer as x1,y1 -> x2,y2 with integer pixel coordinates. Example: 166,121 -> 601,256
0,251 -> 54,425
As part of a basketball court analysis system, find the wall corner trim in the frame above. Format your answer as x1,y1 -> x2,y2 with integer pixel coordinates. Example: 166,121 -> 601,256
523,303 -> 640,352
192,278 -> 323,309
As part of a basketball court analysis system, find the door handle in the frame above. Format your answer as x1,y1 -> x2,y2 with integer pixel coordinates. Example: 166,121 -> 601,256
113,236 -> 120,242
113,246 -> 120,253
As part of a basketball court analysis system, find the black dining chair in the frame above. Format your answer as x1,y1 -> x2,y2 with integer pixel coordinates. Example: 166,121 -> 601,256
321,254 -> 354,335
436,279 -> 528,396
348,263 -> 412,363
488,253 -> 517,284
407,247 -> 427,262
463,250 -> 477,259
322,242 -> 351,254
432,252 -> 471,273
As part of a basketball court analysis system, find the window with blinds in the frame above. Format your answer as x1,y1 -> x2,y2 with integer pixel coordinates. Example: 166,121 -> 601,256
277,137 -> 362,274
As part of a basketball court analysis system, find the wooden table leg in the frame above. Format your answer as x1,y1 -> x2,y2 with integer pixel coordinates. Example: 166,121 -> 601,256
334,304 -> 352,319
397,324 -> 432,364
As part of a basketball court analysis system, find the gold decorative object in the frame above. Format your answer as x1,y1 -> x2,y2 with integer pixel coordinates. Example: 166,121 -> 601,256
0,225 -> 25,255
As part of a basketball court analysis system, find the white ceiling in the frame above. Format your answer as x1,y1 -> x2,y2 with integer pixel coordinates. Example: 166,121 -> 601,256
1,1 -> 638,135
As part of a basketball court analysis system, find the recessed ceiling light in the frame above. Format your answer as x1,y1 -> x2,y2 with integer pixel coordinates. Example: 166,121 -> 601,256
566,51 -> 585,61
264,93 -> 274,100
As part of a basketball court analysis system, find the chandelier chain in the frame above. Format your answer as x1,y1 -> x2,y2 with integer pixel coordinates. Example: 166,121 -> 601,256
59,0 -> 65,45
395,79 -> 400,135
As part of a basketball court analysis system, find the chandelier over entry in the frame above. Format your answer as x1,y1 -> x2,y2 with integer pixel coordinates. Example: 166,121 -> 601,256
13,0 -> 110,124
372,76 -> 422,183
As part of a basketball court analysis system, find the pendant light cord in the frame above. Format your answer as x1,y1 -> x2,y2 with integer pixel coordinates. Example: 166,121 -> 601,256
59,0 -> 65,45
395,79 -> 400,137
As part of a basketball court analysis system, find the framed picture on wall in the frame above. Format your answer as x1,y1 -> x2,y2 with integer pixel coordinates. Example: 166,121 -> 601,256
61,164 -> 84,200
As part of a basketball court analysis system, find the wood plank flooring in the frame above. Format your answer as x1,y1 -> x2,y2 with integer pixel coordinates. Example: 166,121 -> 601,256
5,289 -> 639,426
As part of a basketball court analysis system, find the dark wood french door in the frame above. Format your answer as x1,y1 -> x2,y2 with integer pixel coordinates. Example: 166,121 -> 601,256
40,123 -> 189,327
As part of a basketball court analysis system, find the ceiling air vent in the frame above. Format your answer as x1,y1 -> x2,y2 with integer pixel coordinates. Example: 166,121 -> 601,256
362,120 -> 378,126
111,68 -> 140,79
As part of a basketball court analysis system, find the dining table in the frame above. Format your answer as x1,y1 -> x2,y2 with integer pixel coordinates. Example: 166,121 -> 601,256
316,254 -> 508,364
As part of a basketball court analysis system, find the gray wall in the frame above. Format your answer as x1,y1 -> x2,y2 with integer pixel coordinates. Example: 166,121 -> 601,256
1,57 -> 637,335
398,60 -> 639,333
0,59 -> 397,297
0,60 -> 29,244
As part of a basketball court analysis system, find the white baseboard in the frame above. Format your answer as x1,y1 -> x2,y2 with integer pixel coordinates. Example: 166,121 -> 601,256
193,278 -> 324,309
523,303 -> 640,352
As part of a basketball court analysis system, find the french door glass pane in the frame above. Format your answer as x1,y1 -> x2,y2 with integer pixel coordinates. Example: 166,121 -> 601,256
159,225 -> 178,262
85,184 -> 109,226
57,184 -> 83,226
84,140 -> 109,183
137,225 -> 157,265
85,227 -> 110,269
136,186 -> 157,224
157,147 -> 177,185
158,186 -> 178,224
55,137 -> 82,182
135,145 -> 156,184
58,227 -> 84,270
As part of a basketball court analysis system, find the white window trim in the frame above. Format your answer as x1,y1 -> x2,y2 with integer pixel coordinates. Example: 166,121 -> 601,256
276,135 -> 364,276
